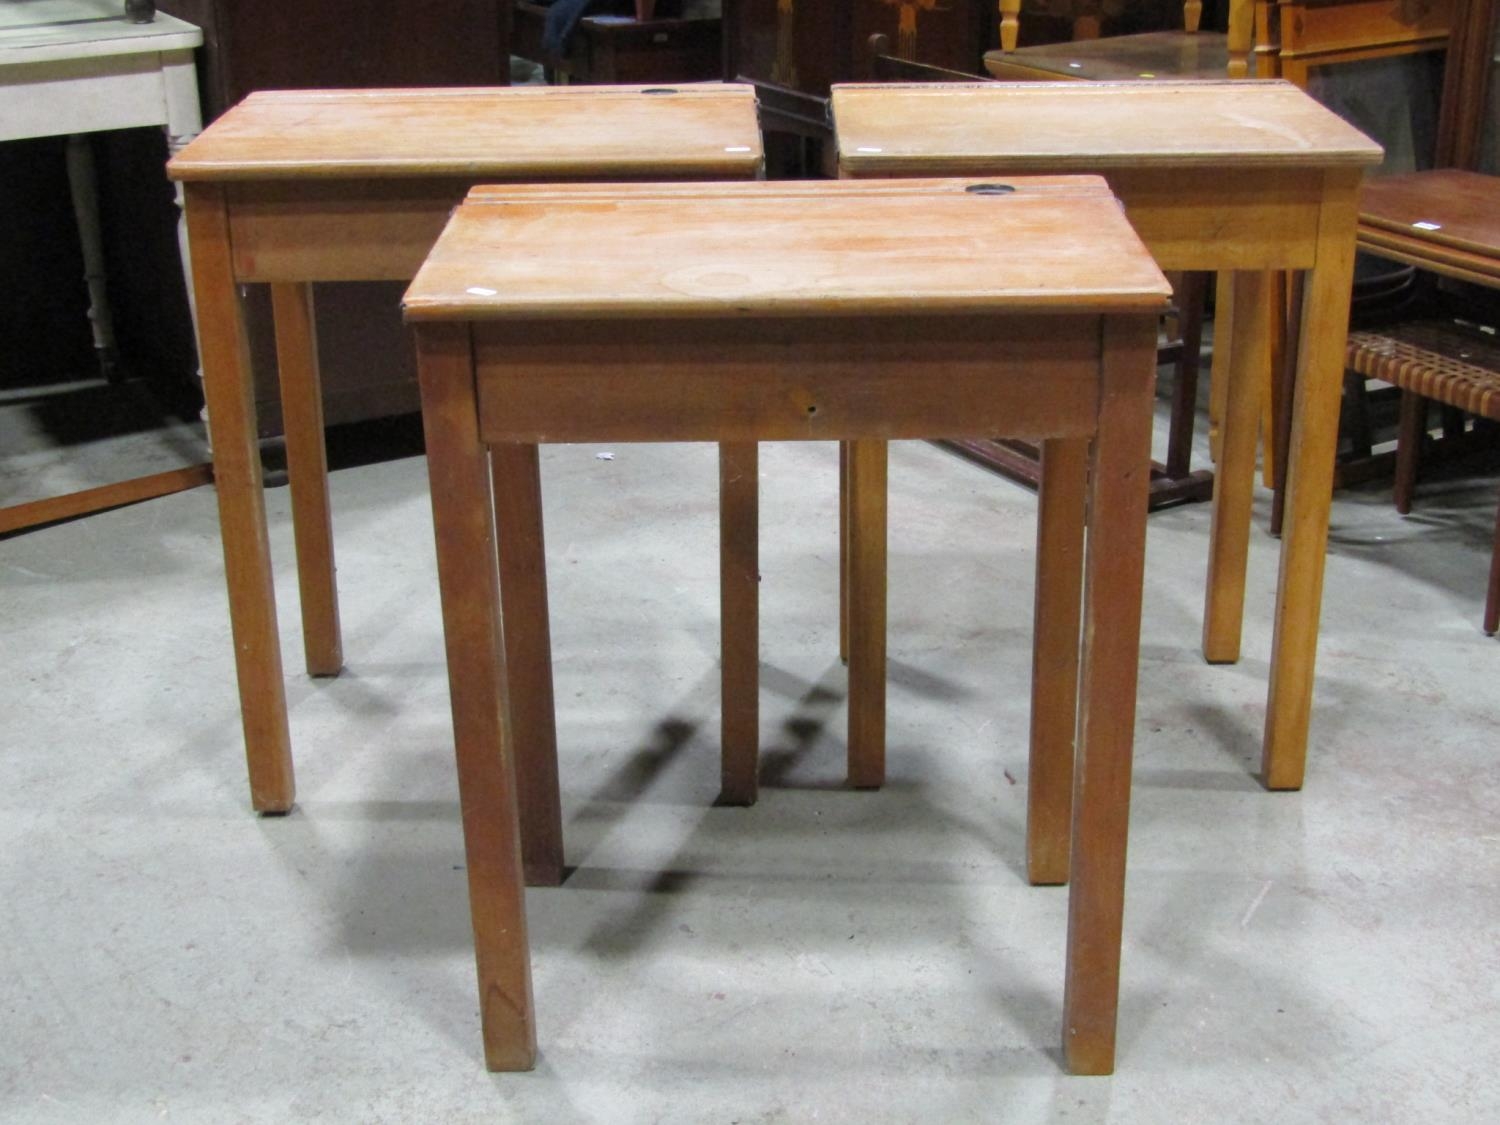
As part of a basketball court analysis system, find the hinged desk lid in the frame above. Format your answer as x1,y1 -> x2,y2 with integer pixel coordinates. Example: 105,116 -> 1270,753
403,177 -> 1172,322
832,81 -> 1383,175
168,84 -> 763,182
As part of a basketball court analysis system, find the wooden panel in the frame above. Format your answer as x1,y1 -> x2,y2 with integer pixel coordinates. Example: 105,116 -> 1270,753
470,316 -> 1107,443
1104,166 -> 1326,270
832,80 -> 1384,172
1277,0 -> 1452,58
405,178 -> 1170,322
168,85 -> 762,181
227,179 -> 479,282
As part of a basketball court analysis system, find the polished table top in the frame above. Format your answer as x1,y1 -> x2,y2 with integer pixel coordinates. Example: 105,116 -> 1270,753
1358,169 -> 1500,270
831,80 -> 1382,174
983,31 -> 1234,82
168,84 -> 763,182
404,177 -> 1172,322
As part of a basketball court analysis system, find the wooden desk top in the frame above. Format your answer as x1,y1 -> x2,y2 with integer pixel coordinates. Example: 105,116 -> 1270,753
831,81 -> 1382,176
403,177 -> 1171,322
168,85 -> 762,182
982,32 -> 1230,83
1359,170 -> 1500,263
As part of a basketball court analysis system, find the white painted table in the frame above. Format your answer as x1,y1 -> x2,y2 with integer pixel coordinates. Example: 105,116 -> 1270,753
1,0 -> 208,533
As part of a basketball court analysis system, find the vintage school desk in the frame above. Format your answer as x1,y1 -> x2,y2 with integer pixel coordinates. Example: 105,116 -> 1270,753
165,85 -> 762,883
830,80 -> 1382,882
402,175 -> 1170,1074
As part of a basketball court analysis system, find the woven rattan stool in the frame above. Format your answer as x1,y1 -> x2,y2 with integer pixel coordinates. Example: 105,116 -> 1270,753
1346,318 -> 1500,634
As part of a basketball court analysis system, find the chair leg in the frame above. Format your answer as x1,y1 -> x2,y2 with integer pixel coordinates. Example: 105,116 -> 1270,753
1165,271 -> 1208,480
1441,405 -> 1466,440
1394,390 -> 1425,516
1341,371 -> 1373,461
1485,493 -> 1500,637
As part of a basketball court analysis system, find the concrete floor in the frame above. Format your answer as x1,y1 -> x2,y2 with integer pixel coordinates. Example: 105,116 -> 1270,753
2,417 -> 1498,1122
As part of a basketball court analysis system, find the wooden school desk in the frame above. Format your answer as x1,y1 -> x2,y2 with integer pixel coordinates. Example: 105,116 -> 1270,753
830,80 -> 1382,882
165,85 -> 762,883
403,175 -> 1170,1074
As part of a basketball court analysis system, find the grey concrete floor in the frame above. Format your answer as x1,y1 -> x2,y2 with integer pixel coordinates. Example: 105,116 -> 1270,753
2,415 -> 1498,1122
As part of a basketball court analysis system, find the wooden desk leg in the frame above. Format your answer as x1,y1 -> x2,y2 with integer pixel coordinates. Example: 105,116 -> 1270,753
847,439 -> 888,788
182,184 -> 295,813
271,282 -> 343,679
719,442 -> 760,806
839,440 -> 851,665
1202,270 -> 1272,665
1207,272 -> 1234,465
1262,174 -> 1361,791
1063,315 -> 1156,1077
492,443 -> 564,888
416,324 -> 537,1072
1027,437 -> 1087,887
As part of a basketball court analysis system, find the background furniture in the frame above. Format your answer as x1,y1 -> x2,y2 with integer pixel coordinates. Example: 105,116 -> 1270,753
511,0 -> 720,83
0,0 -> 206,535
992,0 -> 1245,76
831,81 -> 1381,841
403,174 -> 1169,1074
167,86 -> 763,888
1345,59 -> 1498,632
958,1 -> 1259,509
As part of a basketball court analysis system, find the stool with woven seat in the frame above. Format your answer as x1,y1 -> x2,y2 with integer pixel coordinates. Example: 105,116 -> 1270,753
1345,318 -> 1500,634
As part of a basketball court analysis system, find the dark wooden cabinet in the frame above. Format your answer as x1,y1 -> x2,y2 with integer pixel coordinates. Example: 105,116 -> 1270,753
159,2 -> 510,117
155,2 -> 510,434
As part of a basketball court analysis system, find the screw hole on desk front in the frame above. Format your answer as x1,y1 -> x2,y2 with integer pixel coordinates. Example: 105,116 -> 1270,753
642,88 -> 678,95
966,183 -> 1016,195
807,405 -> 819,415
